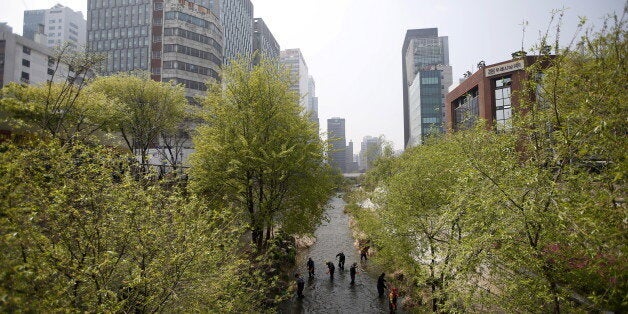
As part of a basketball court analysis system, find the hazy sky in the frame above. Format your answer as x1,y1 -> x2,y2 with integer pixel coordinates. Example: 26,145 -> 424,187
1,0 -> 624,150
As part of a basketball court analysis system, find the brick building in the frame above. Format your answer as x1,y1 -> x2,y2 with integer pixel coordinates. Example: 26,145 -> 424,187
445,55 -> 547,131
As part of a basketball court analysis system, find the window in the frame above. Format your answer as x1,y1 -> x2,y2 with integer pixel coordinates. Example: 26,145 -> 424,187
494,76 -> 512,130
22,59 -> 30,67
20,71 -> 30,83
47,68 -> 54,75
22,46 -> 31,55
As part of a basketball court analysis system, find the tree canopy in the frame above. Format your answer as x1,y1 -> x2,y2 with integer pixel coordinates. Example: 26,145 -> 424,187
190,57 -> 337,250
351,14 -> 626,313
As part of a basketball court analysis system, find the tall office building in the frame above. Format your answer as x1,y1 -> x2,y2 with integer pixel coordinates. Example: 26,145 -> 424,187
252,17 -> 279,65
402,28 -> 452,148
280,48 -> 309,110
220,0 -> 253,64
327,117 -> 346,173
359,136 -> 381,171
345,140 -> 358,173
23,4 -> 87,48
307,76 -> 319,128
86,0 -> 223,99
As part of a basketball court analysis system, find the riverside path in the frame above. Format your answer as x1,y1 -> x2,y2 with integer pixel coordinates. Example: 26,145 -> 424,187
278,196 -> 405,313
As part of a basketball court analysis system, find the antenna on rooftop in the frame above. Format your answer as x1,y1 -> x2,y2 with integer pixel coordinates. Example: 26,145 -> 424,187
520,19 -> 528,53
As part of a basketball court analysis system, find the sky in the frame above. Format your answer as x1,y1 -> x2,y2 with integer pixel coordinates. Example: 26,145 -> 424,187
1,0 -> 625,150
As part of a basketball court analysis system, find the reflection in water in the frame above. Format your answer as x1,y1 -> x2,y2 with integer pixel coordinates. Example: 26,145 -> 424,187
278,197 -> 405,313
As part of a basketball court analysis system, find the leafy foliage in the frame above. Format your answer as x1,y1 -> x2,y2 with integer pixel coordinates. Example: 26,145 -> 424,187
350,14 -> 626,313
190,57 -> 337,250
88,72 -> 189,168
0,139 -> 274,312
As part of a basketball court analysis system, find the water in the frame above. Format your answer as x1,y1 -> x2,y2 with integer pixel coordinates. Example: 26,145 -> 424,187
278,196 -> 405,314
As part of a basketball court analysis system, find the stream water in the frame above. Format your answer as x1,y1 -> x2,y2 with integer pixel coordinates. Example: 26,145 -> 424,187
278,196 -> 406,313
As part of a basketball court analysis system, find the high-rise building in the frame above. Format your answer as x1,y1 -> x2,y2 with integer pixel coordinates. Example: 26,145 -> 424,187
327,117 -> 346,173
220,0 -> 253,64
23,4 -> 87,49
252,17 -> 279,65
402,28 -> 452,148
359,136 -> 381,172
86,0 -> 223,99
280,48 -> 309,110
307,76 -> 319,129
345,140 -> 358,173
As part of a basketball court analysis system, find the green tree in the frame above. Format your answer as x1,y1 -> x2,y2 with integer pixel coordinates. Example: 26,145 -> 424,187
0,139 -> 271,312
351,13 -> 626,313
0,46 -> 111,144
190,57 -> 336,250
88,72 -> 189,169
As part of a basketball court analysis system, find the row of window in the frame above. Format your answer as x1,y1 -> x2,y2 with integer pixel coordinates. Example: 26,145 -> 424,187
164,11 -> 220,34
89,26 -> 149,41
90,0 -> 149,9
91,37 -> 149,50
163,44 -> 221,66
89,6 -> 150,29
421,76 -> 439,85
163,60 -> 218,79
163,77 -> 207,91
103,48 -> 148,72
163,27 -> 222,52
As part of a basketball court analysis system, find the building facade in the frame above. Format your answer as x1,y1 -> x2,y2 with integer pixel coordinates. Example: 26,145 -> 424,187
280,48 -> 309,110
86,0 -> 223,99
327,117 -> 346,173
0,23 -> 76,139
0,23 -> 70,88
220,0 -> 253,64
252,17 -> 279,64
445,56 -> 544,132
402,28 -> 452,148
307,75 -> 319,129
23,4 -> 87,49
359,135 -> 381,172
345,140 -> 358,173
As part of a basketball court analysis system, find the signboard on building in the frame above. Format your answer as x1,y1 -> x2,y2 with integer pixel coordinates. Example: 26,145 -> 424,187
485,59 -> 525,77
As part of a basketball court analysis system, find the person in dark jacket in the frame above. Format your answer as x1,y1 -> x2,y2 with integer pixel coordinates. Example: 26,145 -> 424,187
307,257 -> 315,277
349,263 -> 358,285
336,252 -> 345,269
326,261 -> 335,280
295,273 -> 305,298
377,273 -> 387,297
